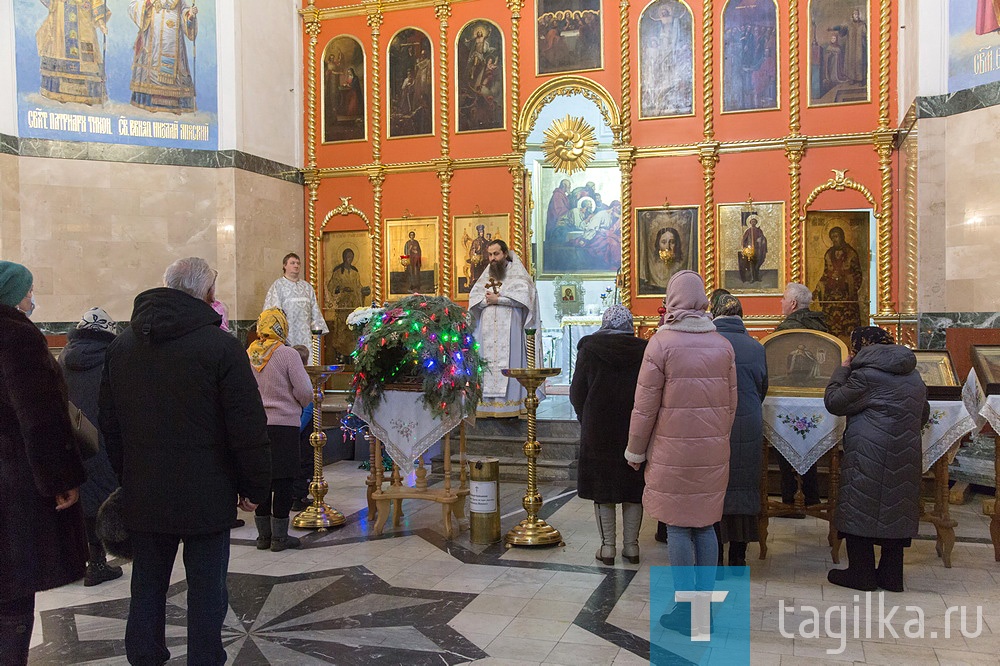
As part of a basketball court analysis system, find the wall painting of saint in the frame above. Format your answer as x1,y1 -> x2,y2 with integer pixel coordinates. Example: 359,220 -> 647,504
722,0 -> 779,113
453,214 -> 509,299
639,0 -> 695,118
388,28 -> 434,138
807,0 -> 870,106
717,201 -> 785,295
385,217 -> 439,297
536,0 -> 602,76
322,36 -> 366,143
321,230 -> 373,363
456,20 -> 505,133
635,206 -> 700,297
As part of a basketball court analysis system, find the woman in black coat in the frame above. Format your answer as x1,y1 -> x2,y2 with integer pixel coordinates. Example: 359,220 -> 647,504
570,305 -> 647,565
0,262 -> 87,665
58,308 -> 123,586
711,294 -> 767,569
825,326 -> 929,592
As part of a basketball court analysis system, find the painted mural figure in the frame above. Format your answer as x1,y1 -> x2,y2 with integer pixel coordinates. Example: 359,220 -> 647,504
738,214 -> 768,283
845,8 -> 868,85
812,226 -> 864,339
403,231 -> 422,292
976,0 -> 1000,34
722,0 -> 778,112
639,0 -> 694,117
457,21 -> 504,132
36,0 -> 111,105
545,179 -> 571,240
128,0 -> 198,113
323,38 -> 365,143
325,248 -> 371,361
536,1 -> 601,75
389,30 -> 433,137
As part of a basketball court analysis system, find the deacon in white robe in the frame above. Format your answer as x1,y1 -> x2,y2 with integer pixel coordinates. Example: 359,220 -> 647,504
469,239 -> 544,418
262,253 -> 329,352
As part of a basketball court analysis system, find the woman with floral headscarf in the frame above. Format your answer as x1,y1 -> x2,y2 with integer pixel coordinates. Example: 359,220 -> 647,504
825,326 -> 928,592
248,308 -> 313,551
571,305 -> 647,565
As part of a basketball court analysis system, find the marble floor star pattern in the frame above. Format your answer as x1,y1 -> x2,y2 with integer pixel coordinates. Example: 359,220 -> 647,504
26,460 -> 1000,665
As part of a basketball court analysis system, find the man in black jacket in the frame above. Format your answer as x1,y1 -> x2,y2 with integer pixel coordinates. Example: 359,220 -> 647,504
774,282 -> 829,512
100,257 -> 271,665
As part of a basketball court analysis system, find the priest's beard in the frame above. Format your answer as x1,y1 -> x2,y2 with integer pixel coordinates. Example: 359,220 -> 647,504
488,259 -> 508,281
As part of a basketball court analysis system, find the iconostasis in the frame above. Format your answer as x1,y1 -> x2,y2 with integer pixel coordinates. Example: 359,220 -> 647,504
299,0 -> 913,352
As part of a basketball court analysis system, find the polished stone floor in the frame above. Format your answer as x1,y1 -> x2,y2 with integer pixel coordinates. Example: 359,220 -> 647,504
27,461 -> 1000,665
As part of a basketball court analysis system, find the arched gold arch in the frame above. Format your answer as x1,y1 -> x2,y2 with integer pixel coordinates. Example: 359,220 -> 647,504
517,76 -> 622,150
802,169 -> 879,217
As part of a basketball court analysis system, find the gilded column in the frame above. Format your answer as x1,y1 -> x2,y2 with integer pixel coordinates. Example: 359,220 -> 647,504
699,143 -> 720,292
875,0 -> 894,315
367,166 -> 386,303
786,0 -> 804,283
902,130 -> 918,315
436,2 -> 452,296
367,9 -> 385,303
436,1 -> 451,158
438,164 -> 454,295
301,3 -> 322,359
617,148 -> 635,308
702,0 -> 715,142
619,0 -> 632,146
508,0 -> 526,257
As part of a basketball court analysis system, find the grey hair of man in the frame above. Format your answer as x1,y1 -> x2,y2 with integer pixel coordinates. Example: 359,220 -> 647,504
163,257 -> 217,302
784,282 -> 813,308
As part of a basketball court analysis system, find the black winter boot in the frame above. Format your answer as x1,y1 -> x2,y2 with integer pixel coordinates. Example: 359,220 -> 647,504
827,536 -> 877,591
84,543 -> 123,587
876,541 -> 905,592
0,612 -> 34,666
728,541 -> 748,569
655,521 -> 668,544
270,518 -> 301,552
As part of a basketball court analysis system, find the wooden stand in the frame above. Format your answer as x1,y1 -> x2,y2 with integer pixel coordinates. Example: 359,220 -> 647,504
758,436 -> 842,563
919,440 -> 959,568
368,423 -> 469,538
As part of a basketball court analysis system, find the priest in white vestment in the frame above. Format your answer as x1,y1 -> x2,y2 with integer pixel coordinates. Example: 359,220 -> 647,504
469,239 -> 544,418
263,253 -> 329,353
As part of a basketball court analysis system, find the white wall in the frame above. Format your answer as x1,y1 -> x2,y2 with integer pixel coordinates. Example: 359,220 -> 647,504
898,0 -> 949,117
0,0 -> 17,135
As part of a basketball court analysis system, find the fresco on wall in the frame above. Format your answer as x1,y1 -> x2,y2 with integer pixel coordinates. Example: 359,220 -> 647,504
804,210 -> 871,341
639,0 -> 695,118
388,28 -> 433,138
322,36 -> 365,143
536,0 -> 602,76
536,164 -> 621,276
722,0 -> 779,113
949,1 -> 1000,92
807,0 -> 870,106
636,206 -> 700,297
456,20 -> 504,132
14,0 -> 218,148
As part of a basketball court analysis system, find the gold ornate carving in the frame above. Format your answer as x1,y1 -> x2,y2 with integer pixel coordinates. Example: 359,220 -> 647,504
699,142 -> 720,292
619,0 -> 631,146
519,76 -> 622,149
437,160 -> 454,295
304,171 -> 321,312
367,10 -> 384,164
507,0 -> 524,152
367,166 -> 386,303
787,0 -> 800,137
617,148 -> 635,308
508,157 -> 526,258
702,0 -> 714,141
321,196 -> 374,238
874,130 -> 895,315
902,127 -> 917,315
318,0 -> 476,19
803,169 -> 877,213
785,136 -> 806,283
541,115 -> 598,175
436,1 -> 451,158
301,3 -> 321,172
878,0 -> 891,130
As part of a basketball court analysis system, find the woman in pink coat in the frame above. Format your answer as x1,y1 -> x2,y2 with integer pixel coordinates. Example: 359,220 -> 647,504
625,271 -> 737,627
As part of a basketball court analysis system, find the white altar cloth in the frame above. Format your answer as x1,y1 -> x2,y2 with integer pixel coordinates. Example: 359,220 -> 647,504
763,396 -> 845,475
922,400 -> 976,473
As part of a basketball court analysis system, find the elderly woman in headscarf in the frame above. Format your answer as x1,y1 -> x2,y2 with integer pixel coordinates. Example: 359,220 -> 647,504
570,305 -> 648,565
825,326 -> 928,592
711,294 -> 767,572
626,271 -> 737,630
247,308 -> 313,552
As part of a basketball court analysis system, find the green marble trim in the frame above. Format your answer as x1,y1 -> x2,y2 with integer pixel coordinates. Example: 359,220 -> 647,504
0,133 -> 303,184
916,79 -> 1000,119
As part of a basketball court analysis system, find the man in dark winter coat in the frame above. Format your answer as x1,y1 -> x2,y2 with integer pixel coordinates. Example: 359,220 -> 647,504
774,282 -> 829,510
571,305 -> 647,566
0,261 -> 87,665
59,307 -> 123,587
824,326 -> 929,592
100,257 -> 271,665
711,294 -> 767,569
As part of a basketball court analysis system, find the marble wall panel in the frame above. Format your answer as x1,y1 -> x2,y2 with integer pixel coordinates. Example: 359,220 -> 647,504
0,153 -> 20,260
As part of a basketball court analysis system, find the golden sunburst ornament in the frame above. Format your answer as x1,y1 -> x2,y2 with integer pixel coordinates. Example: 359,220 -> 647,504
541,115 -> 598,175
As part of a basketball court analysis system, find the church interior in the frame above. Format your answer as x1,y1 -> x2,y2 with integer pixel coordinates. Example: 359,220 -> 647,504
4,0 -> 1000,663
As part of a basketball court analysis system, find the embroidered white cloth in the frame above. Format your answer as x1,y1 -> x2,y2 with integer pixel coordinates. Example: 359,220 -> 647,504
763,396 -> 845,475
922,400 -> 976,472
966,368 -> 1000,434
353,391 -> 467,476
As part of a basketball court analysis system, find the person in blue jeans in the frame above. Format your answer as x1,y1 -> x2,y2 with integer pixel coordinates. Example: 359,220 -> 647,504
100,258 -> 271,664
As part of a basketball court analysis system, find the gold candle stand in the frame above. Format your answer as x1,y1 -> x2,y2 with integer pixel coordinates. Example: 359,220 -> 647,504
292,361 -> 346,529
502,329 -> 563,547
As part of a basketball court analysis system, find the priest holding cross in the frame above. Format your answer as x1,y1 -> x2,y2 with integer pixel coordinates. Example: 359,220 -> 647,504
469,239 -> 544,417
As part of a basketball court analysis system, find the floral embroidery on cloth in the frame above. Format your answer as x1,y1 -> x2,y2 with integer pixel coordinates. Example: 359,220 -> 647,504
778,413 -> 824,439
